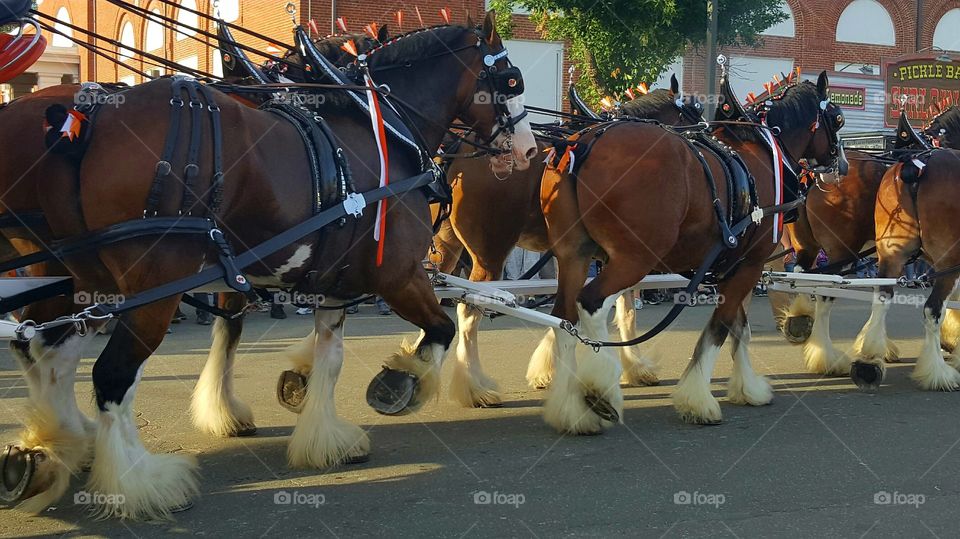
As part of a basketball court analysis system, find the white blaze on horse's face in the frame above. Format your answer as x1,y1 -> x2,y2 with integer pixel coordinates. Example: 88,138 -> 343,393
490,96 -> 536,175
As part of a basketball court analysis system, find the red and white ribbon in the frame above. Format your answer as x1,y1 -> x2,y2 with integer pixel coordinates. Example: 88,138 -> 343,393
364,73 -> 390,266
760,126 -> 785,243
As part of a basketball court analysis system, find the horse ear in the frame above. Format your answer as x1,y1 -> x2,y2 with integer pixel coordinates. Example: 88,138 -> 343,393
377,24 -> 389,42
817,71 -> 829,101
670,74 -> 679,96
482,10 -> 497,44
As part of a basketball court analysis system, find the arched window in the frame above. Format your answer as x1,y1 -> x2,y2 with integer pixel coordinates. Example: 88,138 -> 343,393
215,0 -> 240,23
52,7 -> 74,48
934,9 -> 960,52
212,49 -> 223,78
118,22 -> 136,62
176,0 -> 199,40
836,0 -> 895,46
145,9 -> 165,51
762,1 -> 795,38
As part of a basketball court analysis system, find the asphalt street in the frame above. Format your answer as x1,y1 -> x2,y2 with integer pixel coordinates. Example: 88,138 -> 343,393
1,296 -> 958,538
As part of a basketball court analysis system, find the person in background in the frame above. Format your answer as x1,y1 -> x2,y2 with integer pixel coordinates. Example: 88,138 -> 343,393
195,293 -> 214,325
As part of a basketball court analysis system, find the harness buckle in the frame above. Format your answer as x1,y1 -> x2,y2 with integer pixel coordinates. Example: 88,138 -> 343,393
170,97 -> 184,107
155,160 -> 172,176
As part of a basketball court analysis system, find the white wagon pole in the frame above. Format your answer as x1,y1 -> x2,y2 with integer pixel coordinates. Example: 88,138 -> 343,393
763,270 -> 960,309
0,273 -> 691,339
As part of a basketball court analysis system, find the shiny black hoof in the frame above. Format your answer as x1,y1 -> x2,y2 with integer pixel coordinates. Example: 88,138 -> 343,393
231,425 -> 257,437
0,445 -> 38,503
366,367 -> 419,416
170,500 -> 194,513
343,453 -> 371,465
783,315 -> 813,344
276,370 -> 308,413
850,361 -> 884,391
584,394 -> 620,423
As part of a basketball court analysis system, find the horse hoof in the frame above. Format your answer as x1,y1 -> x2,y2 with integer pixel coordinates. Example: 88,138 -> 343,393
231,425 -> 257,437
343,453 -> 371,465
850,361 -> 884,391
276,370 -> 308,413
783,316 -> 813,344
583,394 -> 620,423
170,500 -> 194,513
0,445 -> 38,503
366,367 -> 418,416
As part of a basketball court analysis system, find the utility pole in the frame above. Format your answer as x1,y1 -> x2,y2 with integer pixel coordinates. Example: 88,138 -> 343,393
705,0 -> 719,118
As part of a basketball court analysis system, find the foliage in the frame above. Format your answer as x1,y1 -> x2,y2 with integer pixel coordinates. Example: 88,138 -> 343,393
493,0 -> 787,102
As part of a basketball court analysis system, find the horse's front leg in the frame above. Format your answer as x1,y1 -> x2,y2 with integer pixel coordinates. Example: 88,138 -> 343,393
287,310 -> 370,468
367,272 -> 456,415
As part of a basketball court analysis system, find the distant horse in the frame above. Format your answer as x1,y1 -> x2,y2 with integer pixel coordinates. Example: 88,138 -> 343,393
851,147 -> 960,390
432,79 -> 705,408
851,106 -> 960,391
773,106 -> 960,377
770,150 -> 891,374
536,74 -> 844,432
11,15 -> 536,519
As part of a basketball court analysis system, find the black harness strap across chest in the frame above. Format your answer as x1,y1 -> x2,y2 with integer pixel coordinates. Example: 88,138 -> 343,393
144,77 -> 225,218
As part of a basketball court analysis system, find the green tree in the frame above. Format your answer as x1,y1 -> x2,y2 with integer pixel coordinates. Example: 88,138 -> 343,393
490,0 -> 786,104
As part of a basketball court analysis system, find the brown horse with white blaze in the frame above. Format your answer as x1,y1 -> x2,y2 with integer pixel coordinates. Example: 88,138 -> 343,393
20,15 -> 536,520
536,73 -> 845,433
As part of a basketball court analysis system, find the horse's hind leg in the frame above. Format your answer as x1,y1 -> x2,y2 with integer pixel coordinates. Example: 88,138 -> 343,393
2,300 -> 97,512
911,275 -> 960,390
675,264 -> 770,424
726,303 -> 774,406
544,255 -> 654,434
191,292 -> 256,437
87,298 -> 199,520
802,296 -> 850,376
851,254 -> 908,390
367,272 -> 456,415
613,290 -> 659,386
287,310 -> 370,468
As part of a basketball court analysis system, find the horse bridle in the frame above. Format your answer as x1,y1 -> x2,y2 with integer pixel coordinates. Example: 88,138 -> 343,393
357,26 -> 527,159
750,85 -> 846,175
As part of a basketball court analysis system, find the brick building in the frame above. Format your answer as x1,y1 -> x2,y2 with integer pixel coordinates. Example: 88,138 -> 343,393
5,0 -> 570,118
7,0 -> 960,132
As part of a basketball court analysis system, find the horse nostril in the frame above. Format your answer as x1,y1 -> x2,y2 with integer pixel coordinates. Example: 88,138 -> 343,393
524,147 -> 537,160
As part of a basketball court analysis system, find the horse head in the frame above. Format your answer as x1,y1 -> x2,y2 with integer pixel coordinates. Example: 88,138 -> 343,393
759,72 -> 847,176
619,74 -> 703,126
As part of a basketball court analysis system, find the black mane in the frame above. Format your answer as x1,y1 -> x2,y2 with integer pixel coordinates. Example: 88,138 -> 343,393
365,25 -> 476,69
619,89 -> 674,117
762,81 -> 821,132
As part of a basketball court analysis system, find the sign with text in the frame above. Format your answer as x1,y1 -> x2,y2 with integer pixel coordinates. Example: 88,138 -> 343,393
885,54 -> 960,127
829,86 -> 865,110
